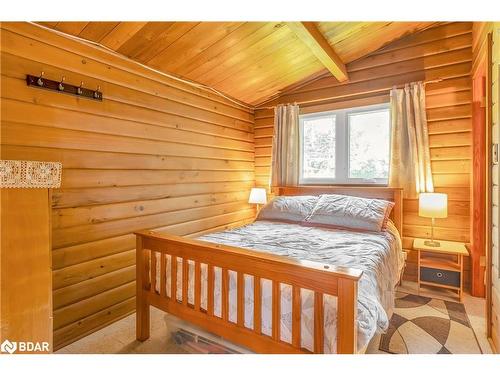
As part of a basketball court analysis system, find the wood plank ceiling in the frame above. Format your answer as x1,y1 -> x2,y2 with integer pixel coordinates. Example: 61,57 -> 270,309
37,22 -> 438,105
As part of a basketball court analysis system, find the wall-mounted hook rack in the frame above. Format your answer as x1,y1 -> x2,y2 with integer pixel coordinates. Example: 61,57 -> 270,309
26,74 -> 103,101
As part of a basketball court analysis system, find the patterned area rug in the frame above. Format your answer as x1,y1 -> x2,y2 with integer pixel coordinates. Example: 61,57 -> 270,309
379,292 -> 482,354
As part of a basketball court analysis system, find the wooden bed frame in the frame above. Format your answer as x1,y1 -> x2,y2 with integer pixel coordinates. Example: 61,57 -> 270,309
135,186 -> 403,354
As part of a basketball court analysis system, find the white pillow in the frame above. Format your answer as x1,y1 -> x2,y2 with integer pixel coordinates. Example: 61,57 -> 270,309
257,195 -> 319,223
304,194 -> 394,232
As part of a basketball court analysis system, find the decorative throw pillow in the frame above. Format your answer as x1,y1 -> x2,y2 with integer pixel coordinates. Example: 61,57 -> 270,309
304,194 -> 395,232
257,195 -> 319,223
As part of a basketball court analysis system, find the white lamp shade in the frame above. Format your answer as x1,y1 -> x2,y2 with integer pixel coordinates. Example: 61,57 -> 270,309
419,193 -> 448,218
248,188 -> 267,205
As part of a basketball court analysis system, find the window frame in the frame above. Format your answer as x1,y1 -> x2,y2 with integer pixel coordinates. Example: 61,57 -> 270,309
299,102 -> 391,186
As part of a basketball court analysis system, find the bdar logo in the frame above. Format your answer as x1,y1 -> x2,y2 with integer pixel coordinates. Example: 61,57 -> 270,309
1,339 -> 17,354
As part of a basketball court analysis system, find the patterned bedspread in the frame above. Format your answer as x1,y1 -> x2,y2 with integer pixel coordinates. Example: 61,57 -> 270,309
154,220 -> 403,352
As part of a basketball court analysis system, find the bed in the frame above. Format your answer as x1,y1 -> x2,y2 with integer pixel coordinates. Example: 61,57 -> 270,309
135,186 -> 404,354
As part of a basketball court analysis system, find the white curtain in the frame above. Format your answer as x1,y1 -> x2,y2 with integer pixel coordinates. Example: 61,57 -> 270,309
271,104 -> 300,187
389,82 -> 434,198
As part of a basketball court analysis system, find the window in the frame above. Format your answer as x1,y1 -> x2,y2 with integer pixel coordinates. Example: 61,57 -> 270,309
299,103 -> 391,185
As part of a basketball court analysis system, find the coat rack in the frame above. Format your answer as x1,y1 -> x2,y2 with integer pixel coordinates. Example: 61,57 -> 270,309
26,72 -> 103,101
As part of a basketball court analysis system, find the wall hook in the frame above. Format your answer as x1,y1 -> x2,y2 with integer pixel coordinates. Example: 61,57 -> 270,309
37,71 -> 45,86
77,81 -> 84,95
58,76 -> 66,91
93,85 -> 101,99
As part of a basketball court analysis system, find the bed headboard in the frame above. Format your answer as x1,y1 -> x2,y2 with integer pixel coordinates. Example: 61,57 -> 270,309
273,186 -> 403,236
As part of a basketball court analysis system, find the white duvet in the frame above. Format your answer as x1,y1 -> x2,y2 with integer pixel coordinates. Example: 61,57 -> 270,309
153,220 -> 404,353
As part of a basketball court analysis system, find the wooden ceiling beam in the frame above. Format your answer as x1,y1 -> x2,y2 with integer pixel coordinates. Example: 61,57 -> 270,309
287,22 -> 349,82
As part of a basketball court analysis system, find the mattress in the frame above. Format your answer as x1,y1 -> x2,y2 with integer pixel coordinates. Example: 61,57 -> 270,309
152,219 -> 404,353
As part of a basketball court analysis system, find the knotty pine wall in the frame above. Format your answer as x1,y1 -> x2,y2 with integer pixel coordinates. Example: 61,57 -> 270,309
254,22 -> 473,285
0,22 -> 255,349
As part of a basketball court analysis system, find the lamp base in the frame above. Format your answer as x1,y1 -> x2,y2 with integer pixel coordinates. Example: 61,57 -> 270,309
424,240 -> 441,247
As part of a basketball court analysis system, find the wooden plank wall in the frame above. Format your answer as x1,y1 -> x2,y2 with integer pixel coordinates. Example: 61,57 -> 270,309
0,22 -> 255,349
254,22 -> 473,285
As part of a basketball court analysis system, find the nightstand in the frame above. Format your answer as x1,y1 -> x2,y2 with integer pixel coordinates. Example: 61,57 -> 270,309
413,238 -> 469,301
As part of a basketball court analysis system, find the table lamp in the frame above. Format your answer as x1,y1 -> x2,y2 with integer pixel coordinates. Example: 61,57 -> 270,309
418,192 -> 448,247
248,187 -> 267,212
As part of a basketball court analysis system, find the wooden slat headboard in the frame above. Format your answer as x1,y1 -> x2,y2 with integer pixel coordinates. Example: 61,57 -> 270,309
273,186 -> 403,236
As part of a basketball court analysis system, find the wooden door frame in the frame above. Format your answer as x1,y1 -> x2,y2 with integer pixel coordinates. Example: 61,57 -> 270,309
471,38 -> 489,299
485,31 -> 493,340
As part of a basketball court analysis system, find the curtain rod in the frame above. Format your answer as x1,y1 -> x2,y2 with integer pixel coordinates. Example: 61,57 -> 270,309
256,78 -> 444,110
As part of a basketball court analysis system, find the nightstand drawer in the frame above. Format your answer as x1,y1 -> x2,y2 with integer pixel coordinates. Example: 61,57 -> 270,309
420,267 -> 460,287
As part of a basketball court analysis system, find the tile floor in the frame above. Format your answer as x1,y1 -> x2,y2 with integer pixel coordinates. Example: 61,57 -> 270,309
57,281 -> 493,354
366,282 -> 493,354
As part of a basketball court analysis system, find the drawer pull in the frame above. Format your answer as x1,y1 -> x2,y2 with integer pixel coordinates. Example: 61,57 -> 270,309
436,272 -> 443,278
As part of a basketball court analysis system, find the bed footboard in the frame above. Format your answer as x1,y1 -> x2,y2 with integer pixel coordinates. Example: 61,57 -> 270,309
135,230 -> 362,354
